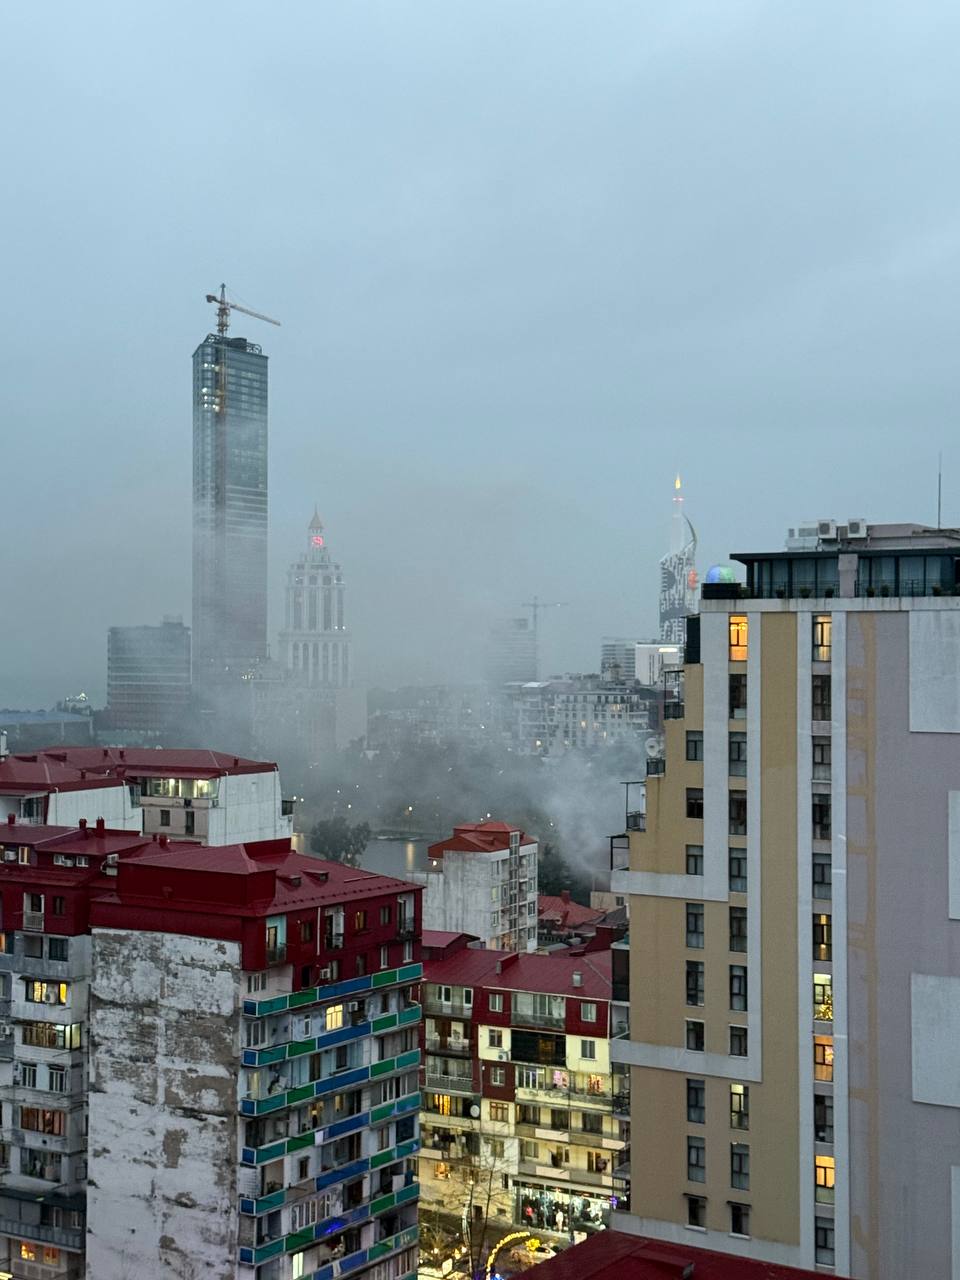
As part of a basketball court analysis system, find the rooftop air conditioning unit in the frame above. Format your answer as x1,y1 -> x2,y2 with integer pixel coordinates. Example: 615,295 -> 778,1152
847,518 -> 868,538
817,520 -> 838,540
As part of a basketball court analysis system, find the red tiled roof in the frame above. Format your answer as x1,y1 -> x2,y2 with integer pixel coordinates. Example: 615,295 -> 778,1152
538,894 -> 606,929
427,820 -> 534,859
425,947 -> 611,999
2,747 -> 277,783
525,1231 -> 828,1280
422,930 -> 473,948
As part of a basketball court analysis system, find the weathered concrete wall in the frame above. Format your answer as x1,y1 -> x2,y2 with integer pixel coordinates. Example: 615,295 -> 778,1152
85,928 -> 241,1280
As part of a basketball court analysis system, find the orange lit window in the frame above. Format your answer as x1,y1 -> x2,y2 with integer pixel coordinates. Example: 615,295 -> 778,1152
814,1036 -> 834,1081
729,616 -> 748,662
815,1154 -> 835,1203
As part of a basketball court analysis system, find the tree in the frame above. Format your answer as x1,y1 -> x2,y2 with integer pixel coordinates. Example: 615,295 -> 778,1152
537,841 -> 591,904
308,816 -> 371,865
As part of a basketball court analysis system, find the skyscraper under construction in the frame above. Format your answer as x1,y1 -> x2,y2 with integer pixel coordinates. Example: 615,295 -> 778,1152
192,288 -> 277,700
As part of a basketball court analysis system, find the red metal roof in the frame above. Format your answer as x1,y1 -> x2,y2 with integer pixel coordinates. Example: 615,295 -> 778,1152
539,894 -> 606,929
0,756 -> 125,795
425,947 -> 611,999
427,820 -> 534,859
524,1231 -> 829,1280
2,747 -> 277,784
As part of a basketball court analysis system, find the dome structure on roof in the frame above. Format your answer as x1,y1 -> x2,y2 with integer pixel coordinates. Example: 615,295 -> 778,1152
705,563 -> 739,584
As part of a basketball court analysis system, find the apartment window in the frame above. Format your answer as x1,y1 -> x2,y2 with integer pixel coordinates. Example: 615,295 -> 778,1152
380,945 -> 389,968
730,1142 -> 749,1190
354,910 -> 368,933
728,733 -> 747,777
686,1020 -> 705,1052
686,903 -> 704,949
729,849 -> 747,893
730,1084 -> 749,1130
520,1139 -> 539,1161
815,1154 -> 835,1203
379,905 -> 391,925
489,1102 -> 509,1123
581,1040 -> 596,1060
490,1067 -> 505,1086
21,1064 -> 37,1088
814,974 -> 833,1022
686,788 -> 704,820
686,731 -> 704,762
729,907 -> 747,953
489,992 -> 503,1013
581,1111 -> 602,1134
729,616 -> 748,662
247,972 -> 267,994
686,961 -> 704,1007
729,1025 -> 748,1057
730,1202 -> 750,1236
687,1078 -> 705,1124
815,1216 -> 836,1264
47,1067 -> 66,1093
813,913 -> 832,961
813,794 -> 831,840
812,673 -> 832,721
814,1092 -> 834,1144
814,1036 -> 834,1082
686,1195 -> 706,1228
813,851 -> 832,899
47,938 -> 68,962
729,965 -> 748,1012
729,673 -> 747,719
300,920 -> 314,943
686,845 -> 704,876
52,898 -> 65,917
159,809 -> 170,827
325,1004 -> 344,1031
489,1028 -> 503,1049
24,981 -> 67,1006
550,1108 -> 567,1130
728,792 -> 747,836
813,614 -> 832,662
687,1136 -> 706,1183
581,1002 -> 597,1022
813,736 -> 831,780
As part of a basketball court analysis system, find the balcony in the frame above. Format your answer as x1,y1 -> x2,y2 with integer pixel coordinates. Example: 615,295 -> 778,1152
423,997 -> 472,1019
662,701 -> 684,720
645,758 -> 665,777
424,1036 -> 471,1056
396,921 -> 416,942
625,812 -> 645,832
612,1092 -> 630,1118
22,913 -> 44,933
265,945 -> 286,965
0,1213 -> 84,1252
511,1011 -> 564,1031
423,1071 -> 474,1094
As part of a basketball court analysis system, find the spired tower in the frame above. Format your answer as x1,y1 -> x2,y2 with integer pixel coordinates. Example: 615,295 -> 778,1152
279,510 -> 350,687
658,473 -> 698,644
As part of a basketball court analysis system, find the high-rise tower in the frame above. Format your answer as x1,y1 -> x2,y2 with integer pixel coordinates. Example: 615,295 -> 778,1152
659,474 -> 698,645
192,329 -> 269,692
279,509 -> 350,686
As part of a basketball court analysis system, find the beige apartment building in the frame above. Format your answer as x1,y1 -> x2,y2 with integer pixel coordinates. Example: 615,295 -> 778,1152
612,521 -> 960,1278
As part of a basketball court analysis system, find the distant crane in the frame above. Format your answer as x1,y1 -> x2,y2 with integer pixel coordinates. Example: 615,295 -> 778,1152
205,283 -> 282,337
521,596 -> 569,636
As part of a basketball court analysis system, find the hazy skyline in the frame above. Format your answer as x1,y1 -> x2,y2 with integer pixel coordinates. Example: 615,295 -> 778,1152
3,2 -> 959,705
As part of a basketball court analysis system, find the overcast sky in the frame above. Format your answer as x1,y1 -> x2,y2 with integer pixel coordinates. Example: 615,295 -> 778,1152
2,1 -> 958,705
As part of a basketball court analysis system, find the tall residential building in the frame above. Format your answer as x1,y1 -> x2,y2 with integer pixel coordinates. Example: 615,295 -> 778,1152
501,676 -> 657,756
658,475 -> 697,645
484,619 -> 537,685
419,935 -> 628,1238
418,822 -> 539,952
0,822 -> 423,1280
279,511 -> 350,688
192,331 -> 269,691
102,616 -> 192,740
612,519 -> 960,1277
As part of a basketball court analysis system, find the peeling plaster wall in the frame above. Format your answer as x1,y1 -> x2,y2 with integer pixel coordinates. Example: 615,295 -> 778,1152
85,928 -> 241,1280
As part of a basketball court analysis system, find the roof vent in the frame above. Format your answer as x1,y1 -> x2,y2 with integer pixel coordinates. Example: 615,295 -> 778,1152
78,819 -> 87,830
158,834 -> 168,847
572,971 -> 583,988
6,814 -> 14,827
95,818 -> 105,833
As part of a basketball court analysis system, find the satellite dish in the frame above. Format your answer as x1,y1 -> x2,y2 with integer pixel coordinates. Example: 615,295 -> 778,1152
645,737 -> 661,757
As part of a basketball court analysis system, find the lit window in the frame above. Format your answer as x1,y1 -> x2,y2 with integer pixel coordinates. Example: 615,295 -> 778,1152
730,1084 -> 749,1130
813,614 -> 832,662
813,914 -> 832,961
813,975 -> 833,1022
729,616 -> 748,662
815,1154 -> 835,1203
325,1004 -> 344,1031
814,1036 -> 834,1081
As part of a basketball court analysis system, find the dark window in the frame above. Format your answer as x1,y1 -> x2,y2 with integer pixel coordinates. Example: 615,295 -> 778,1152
729,965 -> 748,1012
813,795 -> 831,840
686,1020 -> 704,1052
686,731 -> 704,762
686,1195 -> 706,1227
730,1025 -> 748,1057
687,1136 -> 706,1183
815,1217 -> 835,1264
730,1202 -> 750,1237
301,920 -> 314,943
686,789 -> 704,820
729,674 -> 747,719
184,810 -> 195,836
52,898 -> 65,916
686,903 -> 704,949
47,938 -> 68,962
730,1143 -> 750,1190
812,736 -> 831,780
686,961 -> 704,1007
814,1093 -> 834,1143
581,1111 -> 602,1134
729,849 -> 747,893
728,733 -> 747,777
511,1030 -> 566,1067
551,1108 -> 567,1130
380,905 -> 391,925
159,810 -> 170,827
813,851 -> 832,899
687,1078 -> 705,1123
812,674 -> 832,721
729,907 -> 747,953
686,845 -> 704,876
728,792 -> 747,836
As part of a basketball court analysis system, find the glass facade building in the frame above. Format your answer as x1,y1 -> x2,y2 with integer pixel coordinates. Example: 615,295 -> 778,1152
192,334 -> 269,690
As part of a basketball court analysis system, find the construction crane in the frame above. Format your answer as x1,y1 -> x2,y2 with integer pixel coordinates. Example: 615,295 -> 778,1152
521,596 -> 569,636
205,283 -> 282,337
